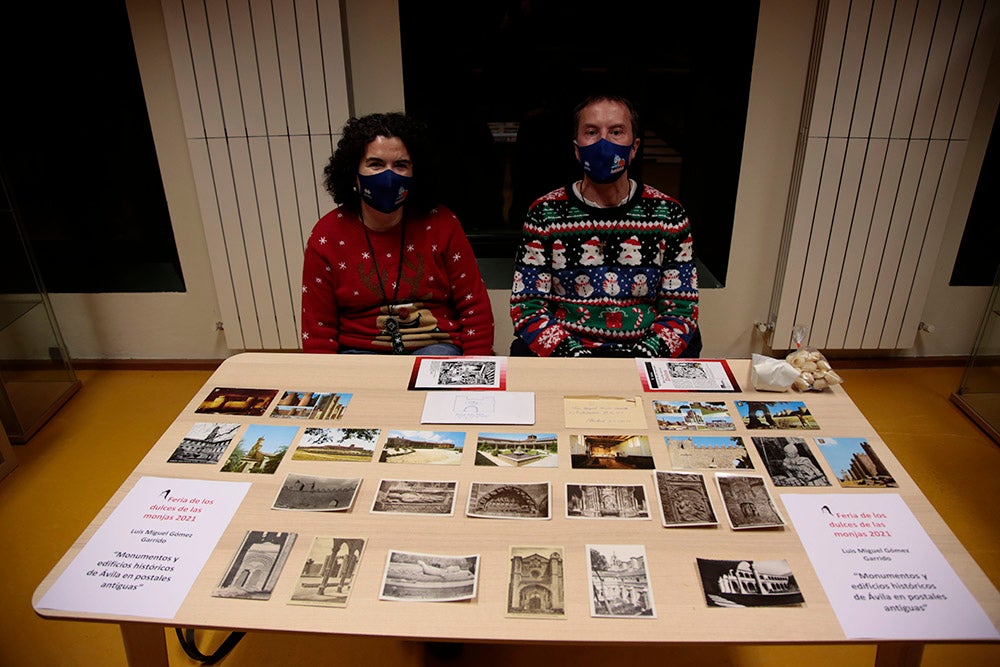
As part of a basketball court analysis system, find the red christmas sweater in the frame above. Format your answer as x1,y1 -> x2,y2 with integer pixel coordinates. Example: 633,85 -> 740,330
301,206 -> 494,354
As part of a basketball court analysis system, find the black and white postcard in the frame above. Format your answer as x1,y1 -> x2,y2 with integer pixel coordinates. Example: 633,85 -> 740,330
653,470 -> 718,527
272,474 -> 361,511
752,436 -> 831,487
638,359 -> 739,392
292,427 -> 379,463
696,558 -> 804,607
289,537 -> 366,608
586,544 -> 656,617
715,473 -> 786,529
408,356 -> 506,390
566,483 -> 650,519
213,530 -> 297,600
379,550 -> 480,602
466,482 -> 551,520
664,435 -> 753,470
370,479 -> 458,516
507,546 -> 566,618
168,422 -> 241,464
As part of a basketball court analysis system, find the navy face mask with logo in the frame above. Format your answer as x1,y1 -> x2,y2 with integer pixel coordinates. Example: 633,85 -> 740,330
576,138 -> 632,184
358,169 -> 412,213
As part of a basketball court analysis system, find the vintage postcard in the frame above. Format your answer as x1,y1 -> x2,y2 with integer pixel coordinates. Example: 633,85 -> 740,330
506,546 -> 566,618
288,537 -> 366,608
272,473 -> 361,511
475,432 -> 558,467
269,390 -> 352,420
735,400 -> 820,429
220,423 -> 298,474
696,558 -> 804,607
664,435 -> 753,470
408,356 -> 506,390
379,550 -> 480,602
752,436 -> 830,487
814,436 -> 898,488
653,470 -> 718,527
213,530 -> 297,600
379,430 -> 465,465
586,544 -> 656,617
167,422 -> 241,464
569,434 -> 654,470
653,400 -> 735,431
637,359 -> 739,392
195,387 -> 278,416
292,427 -> 380,463
715,473 -> 786,529
370,479 -> 458,515
466,481 -> 551,519
566,483 -> 650,519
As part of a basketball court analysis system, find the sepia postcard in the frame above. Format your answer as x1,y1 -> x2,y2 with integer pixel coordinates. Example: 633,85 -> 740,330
269,390 -> 353,420
715,473 -> 786,529
289,537 -> 366,608
220,423 -> 298,475
752,436 -> 830,487
735,400 -> 819,430
664,435 -> 753,470
466,481 -> 551,520
168,422 -> 241,464
475,432 -> 558,467
637,359 -> 739,392
408,356 -> 506,390
195,387 -> 278,417
696,558 -> 804,607
653,470 -> 718,527
379,429 -> 465,465
506,546 -> 566,618
814,436 -> 898,488
586,544 -> 656,617
652,400 -> 736,431
292,427 -> 380,463
569,434 -> 654,470
566,483 -> 650,520
213,530 -> 297,600
272,473 -> 361,511
370,479 -> 458,516
379,550 -> 480,602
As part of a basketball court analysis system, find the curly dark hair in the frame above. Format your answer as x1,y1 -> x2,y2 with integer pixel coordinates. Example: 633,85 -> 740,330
323,112 -> 438,214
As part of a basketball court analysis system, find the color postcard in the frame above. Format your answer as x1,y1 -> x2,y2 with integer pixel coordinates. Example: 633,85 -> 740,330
664,435 -> 753,470
736,400 -> 819,429
195,387 -> 278,416
653,400 -> 736,431
288,537 -> 366,608
379,430 -> 465,465
269,390 -> 352,420
814,436 -> 898,488
220,424 -> 298,474
474,432 -> 558,467
292,427 -> 380,463
570,434 -> 654,470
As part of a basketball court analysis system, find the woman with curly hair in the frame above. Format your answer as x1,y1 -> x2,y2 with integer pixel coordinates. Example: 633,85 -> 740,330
301,112 -> 494,355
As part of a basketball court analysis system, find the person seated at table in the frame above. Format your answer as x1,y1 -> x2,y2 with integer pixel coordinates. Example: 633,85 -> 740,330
301,112 -> 495,355
509,94 -> 700,358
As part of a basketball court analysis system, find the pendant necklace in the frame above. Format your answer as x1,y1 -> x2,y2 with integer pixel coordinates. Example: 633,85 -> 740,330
363,219 -> 407,354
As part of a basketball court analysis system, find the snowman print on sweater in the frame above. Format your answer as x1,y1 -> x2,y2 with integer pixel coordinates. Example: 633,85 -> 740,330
512,270 -> 525,294
574,273 -> 594,297
631,273 -> 649,296
603,272 -> 621,296
662,268 -> 681,290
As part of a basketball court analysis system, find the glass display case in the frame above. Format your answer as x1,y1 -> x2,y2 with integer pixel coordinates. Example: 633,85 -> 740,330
952,270 -> 1000,444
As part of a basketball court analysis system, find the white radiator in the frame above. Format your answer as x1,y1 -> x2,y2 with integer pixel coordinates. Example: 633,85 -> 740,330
771,0 -> 998,350
161,0 -> 350,349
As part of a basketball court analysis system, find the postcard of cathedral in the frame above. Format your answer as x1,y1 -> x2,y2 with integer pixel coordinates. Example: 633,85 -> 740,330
506,546 -> 566,618
466,481 -> 551,520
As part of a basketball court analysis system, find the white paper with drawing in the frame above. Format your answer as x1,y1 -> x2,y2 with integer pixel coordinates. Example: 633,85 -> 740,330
421,391 -> 535,424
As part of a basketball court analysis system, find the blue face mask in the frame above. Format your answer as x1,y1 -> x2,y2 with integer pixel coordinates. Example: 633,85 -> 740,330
358,170 -> 412,213
576,138 -> 632,184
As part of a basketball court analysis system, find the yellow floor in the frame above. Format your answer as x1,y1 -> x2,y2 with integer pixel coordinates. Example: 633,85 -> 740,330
1,366 -> 997,666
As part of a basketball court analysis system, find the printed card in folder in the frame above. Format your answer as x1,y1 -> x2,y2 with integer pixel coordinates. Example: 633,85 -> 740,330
637,359 -> 740,392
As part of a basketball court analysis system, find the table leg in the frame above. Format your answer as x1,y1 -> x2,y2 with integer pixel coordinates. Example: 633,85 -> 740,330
874,643 -> 924,667
120,622 -> 169,667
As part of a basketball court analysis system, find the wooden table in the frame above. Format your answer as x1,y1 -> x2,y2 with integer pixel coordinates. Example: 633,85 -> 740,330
33,354 -> 1000,666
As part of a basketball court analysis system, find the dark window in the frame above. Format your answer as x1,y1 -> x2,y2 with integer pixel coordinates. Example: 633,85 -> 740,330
399,1 -> 760,288
0,2 -> 183,294
951,111 -> 1000,287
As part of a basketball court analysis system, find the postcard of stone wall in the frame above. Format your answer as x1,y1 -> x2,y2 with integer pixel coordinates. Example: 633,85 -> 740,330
586,544 -> 656,617
814,436 -> 898,488
652,400 -> 735,431
379,430 -> 465,465
475,432 -> 558,467
466,482 -> 551,520
715,473 -> 786,529
292,427 -> 380,463
664,435 -> 753,470
506,546 -> 566,618
269,390 -> 353,420
379,550 -> 480,602
653,471 -> 718,527
213,530 -> 297,601
752,436 -> 831,487
195,387 -> 278,416
566,483 -> 650,520
735,400 -> 819,430
272,474 -> 361,512
220,424 -> 298,475
569,434 -> 654,470
167,422 -> 242,464
696,558 -> 804,607
288,537 -> 366,608
370,479 -> 458,516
